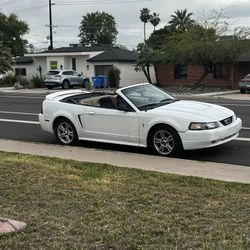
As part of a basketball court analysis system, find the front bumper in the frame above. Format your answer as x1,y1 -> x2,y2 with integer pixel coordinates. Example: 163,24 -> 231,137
179,117 -> 242,150
239,82 -> 250,90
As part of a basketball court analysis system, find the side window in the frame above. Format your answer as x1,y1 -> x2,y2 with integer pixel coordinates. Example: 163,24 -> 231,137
15,68 -> 26,76
174,64 -> 187,79
62,71 -> 73,76
214,64 -> 229,79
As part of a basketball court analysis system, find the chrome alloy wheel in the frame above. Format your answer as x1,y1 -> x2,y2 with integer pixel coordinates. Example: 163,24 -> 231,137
57,121 -> 74,144
153,129 -> 175,155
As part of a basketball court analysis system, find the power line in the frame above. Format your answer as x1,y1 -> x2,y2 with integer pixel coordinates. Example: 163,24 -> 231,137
0,0 -> 24,7
57,0 -> 153,5
13,4 -> 48,14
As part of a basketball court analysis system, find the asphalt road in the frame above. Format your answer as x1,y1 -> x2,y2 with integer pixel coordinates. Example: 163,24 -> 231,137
0,93 -> 249,166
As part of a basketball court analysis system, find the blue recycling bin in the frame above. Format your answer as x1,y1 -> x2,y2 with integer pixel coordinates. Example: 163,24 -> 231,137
91,75 -> 108,88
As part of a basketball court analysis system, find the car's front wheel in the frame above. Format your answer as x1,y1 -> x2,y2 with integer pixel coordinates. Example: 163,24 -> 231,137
148,125 -> 183,157
54,118 -> 78,145
240,89 -> 246,94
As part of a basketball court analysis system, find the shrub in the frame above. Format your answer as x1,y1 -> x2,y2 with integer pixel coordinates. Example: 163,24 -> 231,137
31,74 -> 44,88
0,73 -> 17,87
108,66 -> 121,88
13,77 -> 31,89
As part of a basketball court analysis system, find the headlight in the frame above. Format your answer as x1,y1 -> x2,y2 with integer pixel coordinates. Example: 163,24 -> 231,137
189,122 -> 219,130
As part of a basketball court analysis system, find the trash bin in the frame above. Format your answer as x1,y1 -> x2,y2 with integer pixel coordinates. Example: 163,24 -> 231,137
91,75 -> 108,88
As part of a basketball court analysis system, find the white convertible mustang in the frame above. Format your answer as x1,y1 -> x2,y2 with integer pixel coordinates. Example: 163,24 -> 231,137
39,83 -> 242,156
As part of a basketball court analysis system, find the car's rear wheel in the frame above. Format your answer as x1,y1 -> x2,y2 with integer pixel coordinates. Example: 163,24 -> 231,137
47,86 -> 53,89
62,80 -> 70,89
240,89 -> 246,94
148,125 -> 182,157
54,118 -> 78,145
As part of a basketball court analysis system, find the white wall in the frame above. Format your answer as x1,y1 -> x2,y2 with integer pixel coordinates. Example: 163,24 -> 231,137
114,62 -> 156,87
14,57 -> 47,80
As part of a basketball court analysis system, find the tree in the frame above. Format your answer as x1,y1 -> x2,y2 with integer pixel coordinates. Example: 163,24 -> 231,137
147,25 -> 173,50
158,24 -> 250,87
0,12 -> 29,56
108,66 -> 121,88
169,9 -> 195,32
0,42 -> 13,73
79,11 -> 118,46
135,43 -> 154,83
140,8 -> 151,41
150,12 -> 160,31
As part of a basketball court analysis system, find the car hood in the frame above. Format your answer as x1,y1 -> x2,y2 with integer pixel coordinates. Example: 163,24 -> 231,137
155,100 -> 234,121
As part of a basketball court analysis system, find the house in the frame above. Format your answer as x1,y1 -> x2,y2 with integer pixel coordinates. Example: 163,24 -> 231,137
155,54 -> 250,89
14,46 -> 156,87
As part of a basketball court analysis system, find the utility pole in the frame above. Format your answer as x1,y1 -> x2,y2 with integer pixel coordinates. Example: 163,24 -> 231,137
48,0 -> 54,50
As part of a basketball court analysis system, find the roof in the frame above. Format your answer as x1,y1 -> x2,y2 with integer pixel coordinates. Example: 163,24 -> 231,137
41,46 -> 108,54
15,56 -> 33,64
87,47 -> 138,62
38,46 -> 138,62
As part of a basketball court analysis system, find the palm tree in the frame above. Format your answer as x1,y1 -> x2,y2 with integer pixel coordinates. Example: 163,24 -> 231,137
140,8 -> 151,41
169,9 -> 195,32
150,12 -> 160,31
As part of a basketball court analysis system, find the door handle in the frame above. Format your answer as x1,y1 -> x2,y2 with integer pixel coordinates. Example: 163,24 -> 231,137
88,111 -> 95,115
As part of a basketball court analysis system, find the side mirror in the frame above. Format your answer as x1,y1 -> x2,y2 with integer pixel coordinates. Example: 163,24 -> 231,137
117,102 -> 132,112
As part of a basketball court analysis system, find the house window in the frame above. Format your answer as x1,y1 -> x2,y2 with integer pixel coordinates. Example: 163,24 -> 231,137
214,64 -> 229,79
174,64 -> 187,79
72,58 -> 76,71
50,61 -> 58,70
15,68 -> 26,76
95,65 -> 112,76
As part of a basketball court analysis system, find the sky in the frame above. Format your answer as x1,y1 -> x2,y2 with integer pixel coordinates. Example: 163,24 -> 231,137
1,0 -> 250,51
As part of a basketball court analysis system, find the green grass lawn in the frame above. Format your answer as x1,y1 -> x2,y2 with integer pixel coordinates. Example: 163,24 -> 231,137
0,151 -> 249,249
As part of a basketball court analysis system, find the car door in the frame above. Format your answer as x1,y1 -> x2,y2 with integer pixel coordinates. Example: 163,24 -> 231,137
72,71 -> 83,86
79,95 -> 140,145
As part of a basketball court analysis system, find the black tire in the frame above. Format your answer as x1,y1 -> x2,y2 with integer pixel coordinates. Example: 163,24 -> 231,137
148,125 -> 183,157
47,86 -> 53,89
240,89 -> 246,94
54,118 -> 78,145
62,80 -> 70,89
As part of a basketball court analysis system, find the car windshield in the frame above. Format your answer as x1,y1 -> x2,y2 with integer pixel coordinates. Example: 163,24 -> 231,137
121,84 -> 176,111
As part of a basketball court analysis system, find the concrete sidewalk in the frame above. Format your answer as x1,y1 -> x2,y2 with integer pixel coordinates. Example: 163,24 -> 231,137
0,139 -> 249,184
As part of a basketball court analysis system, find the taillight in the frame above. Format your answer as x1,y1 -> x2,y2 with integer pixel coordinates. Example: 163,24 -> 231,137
54,75 -> 61,78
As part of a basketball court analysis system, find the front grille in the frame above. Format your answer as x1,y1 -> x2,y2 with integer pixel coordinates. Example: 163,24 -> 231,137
220,116 -> 233,126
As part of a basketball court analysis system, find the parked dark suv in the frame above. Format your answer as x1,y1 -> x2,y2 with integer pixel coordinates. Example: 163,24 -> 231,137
44,70 -> 85,89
